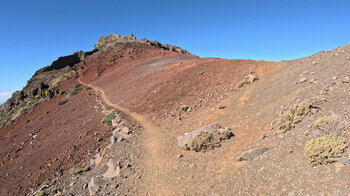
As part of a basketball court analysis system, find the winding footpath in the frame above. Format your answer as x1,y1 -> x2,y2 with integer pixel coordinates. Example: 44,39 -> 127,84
77,76 -> 175,195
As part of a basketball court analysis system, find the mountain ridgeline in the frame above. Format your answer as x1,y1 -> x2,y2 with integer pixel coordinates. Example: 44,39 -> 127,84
0,34 -> 194,127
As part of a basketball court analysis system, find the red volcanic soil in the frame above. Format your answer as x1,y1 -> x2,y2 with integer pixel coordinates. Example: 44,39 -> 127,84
0,78 -> 111,196
77,43 -> 197,109
77,43 -> 279,117
0,42 -> 280,195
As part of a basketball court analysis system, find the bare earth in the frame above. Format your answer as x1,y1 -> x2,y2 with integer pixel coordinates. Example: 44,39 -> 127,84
2,41 -> 350,195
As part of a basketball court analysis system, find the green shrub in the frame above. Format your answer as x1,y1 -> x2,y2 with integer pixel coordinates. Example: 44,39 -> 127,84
85,86 -> 92,90
107,59 -> 113,64
49,186 -> 58,193
58,99 -> 68,105
35,191 -> 46,196
72,166 -> 90,174
102,112 -> 116,126
4,116 -> 13,125
21,108 -> 28,114
70,86 -> 83,95
74,84 -> 82,88
305,131 -> 347,166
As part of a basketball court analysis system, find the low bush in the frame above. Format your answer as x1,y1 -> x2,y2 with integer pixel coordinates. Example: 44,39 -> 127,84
49,186 -> 57,193
102,112 -> 116,126
72,166 -> 89,174
305,131 -> 347,166
107,59 -> 113,64
189,129 -> 234,152
70,85 -> 83,95
21,108 -> 28,114
277,103 -> 314,133
313,116 -> 333,128
34,191 -> 46,196
58,99 -> 68,105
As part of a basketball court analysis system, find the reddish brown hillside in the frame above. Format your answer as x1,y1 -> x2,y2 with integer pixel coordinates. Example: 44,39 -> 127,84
0,34 -> 284,196
77,42 -> 278,117
0,78 -> 111,196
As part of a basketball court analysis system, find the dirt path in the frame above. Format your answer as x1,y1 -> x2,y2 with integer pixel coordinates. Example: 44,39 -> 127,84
78,77 -> 175,195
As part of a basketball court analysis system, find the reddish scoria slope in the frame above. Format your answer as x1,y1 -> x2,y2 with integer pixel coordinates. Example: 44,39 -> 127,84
0,77 -> 111,196
77,42 -> 279,116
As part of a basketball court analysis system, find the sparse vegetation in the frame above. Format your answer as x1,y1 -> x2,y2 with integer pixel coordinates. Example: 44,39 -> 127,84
27,100 -> 38,107
102,112 -> 116,126
218,105 -> 226,109
181,105 -> 189,112
49,186 -> 58,193
50,70 -> 76,87
70,84 -> 84,95
35,191 -> 46,196
107,59 -> 113,64
58,99 -> 68,105
4,115 -> 13,126
72,166 -> 90,174
313,116 -> 333,128
21,108 -> 28,114
189,129 -> 234,152
277,103 -> 314,133
85,86 -> 92,90
305,131 -> 347,166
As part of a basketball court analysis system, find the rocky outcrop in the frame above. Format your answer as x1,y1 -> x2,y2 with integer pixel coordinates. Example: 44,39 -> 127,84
94,34 -> 138,49
0,50 -> 96,127
41,50 -> 96,72
94,33 -> 196,56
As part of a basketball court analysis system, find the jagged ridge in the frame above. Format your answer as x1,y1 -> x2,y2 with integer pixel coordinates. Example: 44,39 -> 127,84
94,33 -> 196,56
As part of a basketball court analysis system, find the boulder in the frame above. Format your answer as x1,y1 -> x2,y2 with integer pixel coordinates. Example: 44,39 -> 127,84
237,74 -> 258,88
237,147 -> 268,162
177,124 -> 234,152
102,159 -> 120,178
88,177 -> 99,196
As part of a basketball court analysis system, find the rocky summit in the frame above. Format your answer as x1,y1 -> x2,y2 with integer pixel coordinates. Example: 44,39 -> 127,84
94,33 -> 195,56
1,34 -> 350,196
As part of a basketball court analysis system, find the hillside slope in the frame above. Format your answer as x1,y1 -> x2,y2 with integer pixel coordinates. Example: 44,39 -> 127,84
1,34 -> 350,195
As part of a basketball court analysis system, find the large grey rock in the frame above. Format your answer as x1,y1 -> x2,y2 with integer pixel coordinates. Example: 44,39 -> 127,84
88,177 -> 99,196
237,147 -> 268,162
102,159 -> 120,178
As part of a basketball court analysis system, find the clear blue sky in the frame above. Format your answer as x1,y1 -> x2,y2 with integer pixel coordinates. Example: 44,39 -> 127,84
1,0 -> 350,103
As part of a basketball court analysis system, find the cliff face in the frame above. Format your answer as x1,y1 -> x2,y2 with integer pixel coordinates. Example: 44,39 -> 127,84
94,33 -> 196,56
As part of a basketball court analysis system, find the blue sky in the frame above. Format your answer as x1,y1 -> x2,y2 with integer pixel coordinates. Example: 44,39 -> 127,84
0,0 -> 350,103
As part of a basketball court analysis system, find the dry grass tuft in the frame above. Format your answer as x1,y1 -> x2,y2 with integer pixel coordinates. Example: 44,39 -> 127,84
189,129 -> 233,152
313,116 -> 333,128
277,103 -> 315,133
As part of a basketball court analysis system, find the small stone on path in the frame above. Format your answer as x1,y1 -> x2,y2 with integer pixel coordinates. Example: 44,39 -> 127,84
298,77 -> 307,83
